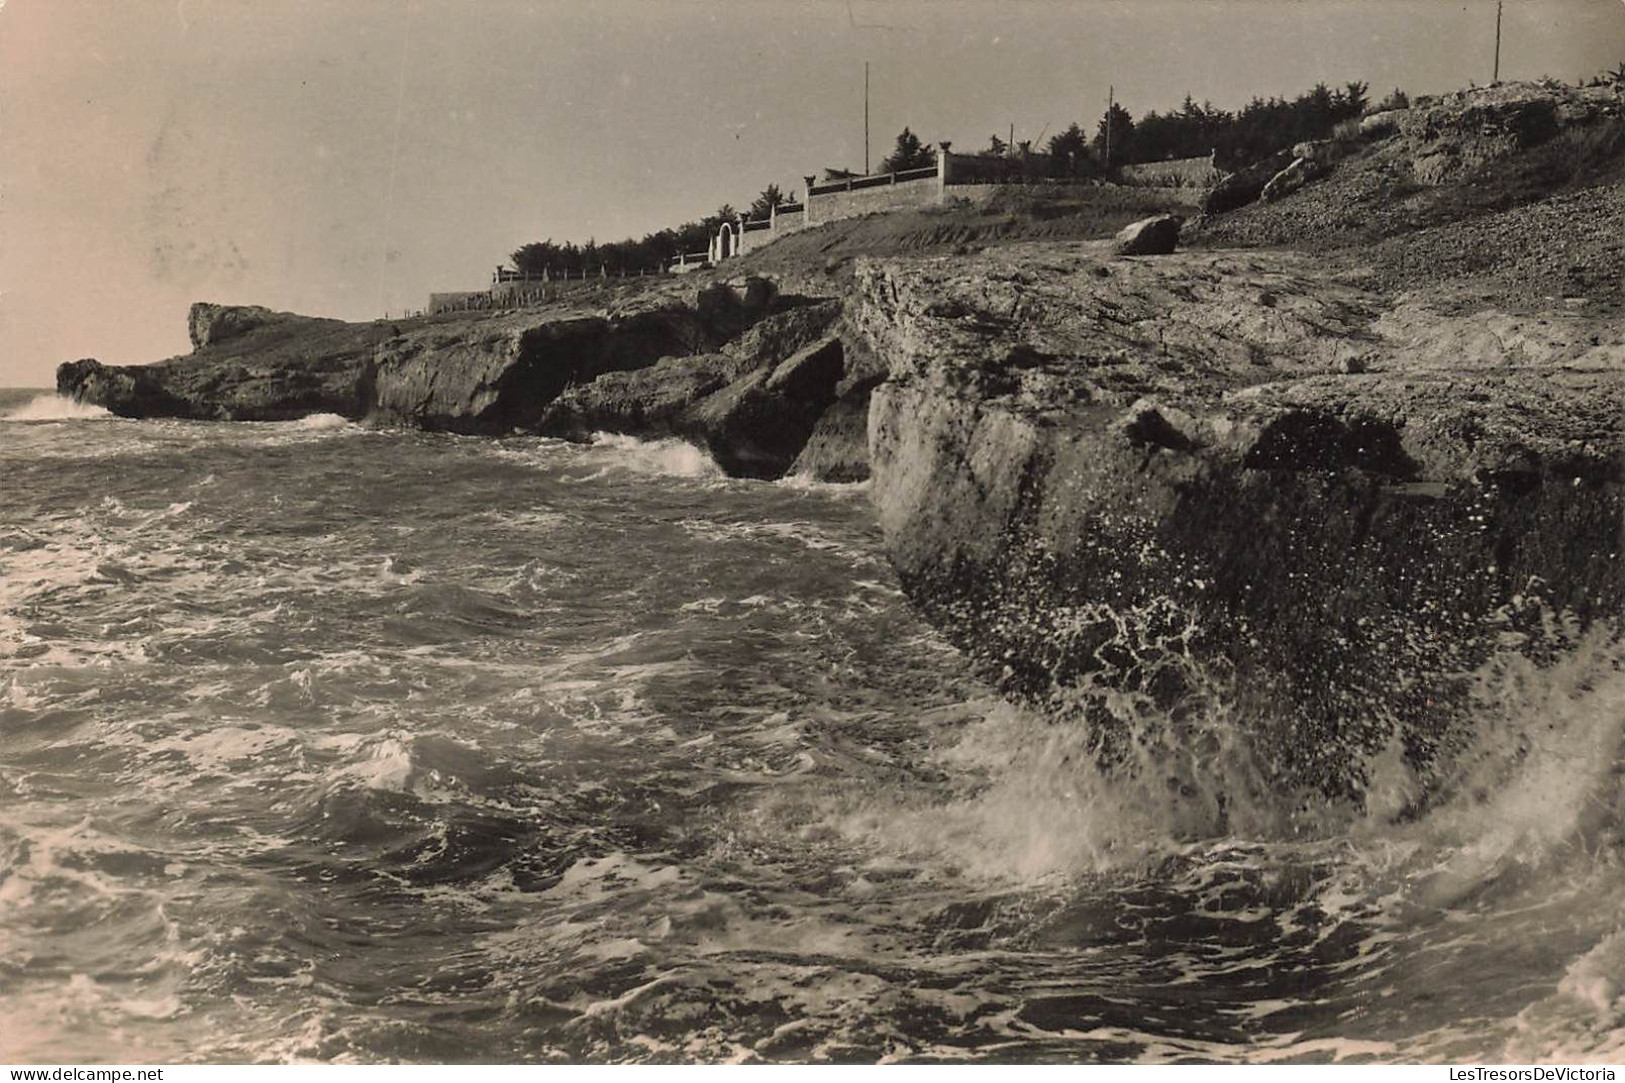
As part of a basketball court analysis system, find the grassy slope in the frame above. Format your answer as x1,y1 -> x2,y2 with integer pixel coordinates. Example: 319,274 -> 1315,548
731,185 -> 1200,283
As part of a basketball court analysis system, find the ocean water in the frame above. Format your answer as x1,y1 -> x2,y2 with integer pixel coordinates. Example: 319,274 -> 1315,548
1,390 -> 1621,1064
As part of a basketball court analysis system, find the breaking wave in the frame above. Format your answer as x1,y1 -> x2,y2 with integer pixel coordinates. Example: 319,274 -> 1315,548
1,393 -> 113,421
1,415 -> 1620,1063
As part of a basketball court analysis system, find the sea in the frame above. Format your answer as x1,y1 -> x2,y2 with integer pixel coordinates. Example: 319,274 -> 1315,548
1,387 -> 1622,1064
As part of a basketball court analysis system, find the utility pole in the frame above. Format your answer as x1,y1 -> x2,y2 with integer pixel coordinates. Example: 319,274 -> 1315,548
864,61 -> 871,174
1105,85 -> 1114,168
1493,0 -> 1503,83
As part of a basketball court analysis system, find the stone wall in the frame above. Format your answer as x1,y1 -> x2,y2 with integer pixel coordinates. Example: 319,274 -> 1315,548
804,170 -> 941,226
944,151 -> 1057,184
429,291 -> 487,315
1119,154 -> 1222,188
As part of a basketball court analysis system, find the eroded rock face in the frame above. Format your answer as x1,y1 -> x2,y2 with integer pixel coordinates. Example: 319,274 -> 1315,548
855,242 -> 1624,800
56,279 -> 825,440
58,308 -> 383,421
188,303 -> 286,350
370,305 -> 716,433
535,299 -> 852,478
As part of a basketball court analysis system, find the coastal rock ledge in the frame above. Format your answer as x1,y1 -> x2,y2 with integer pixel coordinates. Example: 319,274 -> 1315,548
853,241 -> 1624,802
56,283 -> 869,479
55,240 -> 1624,802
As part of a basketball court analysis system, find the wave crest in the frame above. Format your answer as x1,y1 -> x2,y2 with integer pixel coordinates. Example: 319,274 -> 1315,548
1,394 -> 113,421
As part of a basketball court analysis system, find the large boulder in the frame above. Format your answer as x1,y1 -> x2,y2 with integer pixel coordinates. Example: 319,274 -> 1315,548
1259,156 -> 1325,202
1113,214 -> 1182,255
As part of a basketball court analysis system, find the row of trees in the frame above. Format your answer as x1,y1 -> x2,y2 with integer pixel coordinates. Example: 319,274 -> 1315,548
977,80 -> 1407,178
508,126 -> 942,277
510,184 -> 796,277
508,80 -> 1409,276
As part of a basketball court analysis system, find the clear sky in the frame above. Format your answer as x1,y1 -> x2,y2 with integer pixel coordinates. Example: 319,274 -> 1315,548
2,0 -> 1622,387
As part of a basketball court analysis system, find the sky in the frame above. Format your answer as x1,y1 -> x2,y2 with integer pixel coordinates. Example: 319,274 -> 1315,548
2,0 -> 1623,387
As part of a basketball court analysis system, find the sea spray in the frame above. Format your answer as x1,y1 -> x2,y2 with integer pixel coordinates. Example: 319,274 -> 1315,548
1,393 -> 113,421
3,415 -> 1622,1063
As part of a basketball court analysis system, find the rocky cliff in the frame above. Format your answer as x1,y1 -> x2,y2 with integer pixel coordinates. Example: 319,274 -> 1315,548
852,241 -> 1623,801
56,79 -> 1623,804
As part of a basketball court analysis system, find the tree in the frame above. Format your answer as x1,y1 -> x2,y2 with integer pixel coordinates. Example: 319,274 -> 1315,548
749,184 -> 786,219
1045,123 -> 1094,176
986,132 -> 1008,157
880,127 -> 935,173
1094,102 -> 1135,166
1343,81 -> 1370,117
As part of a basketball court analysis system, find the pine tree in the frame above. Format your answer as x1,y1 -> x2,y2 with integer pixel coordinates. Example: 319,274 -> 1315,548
1094,102 -> 1135,165
880,127 -> 935,172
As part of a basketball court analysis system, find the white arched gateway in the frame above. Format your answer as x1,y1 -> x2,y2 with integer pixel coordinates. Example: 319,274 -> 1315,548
710,221 -> 736,263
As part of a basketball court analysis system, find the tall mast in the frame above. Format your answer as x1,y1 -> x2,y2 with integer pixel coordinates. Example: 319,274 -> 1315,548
1493,0 -> 1503,83
865,61 -> 871,174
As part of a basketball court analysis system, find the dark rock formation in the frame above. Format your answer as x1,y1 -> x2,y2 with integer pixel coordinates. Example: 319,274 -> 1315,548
57,306 -> 383,422
1113,214 -> 1182,255
536,299 -> 853,479
684,336 -> 846,478
370,304 -> 718,433
188,303 -> 291,350
56,358 -> 202,419
56,277 -> 826,441
538,353 -> 750,441
853,241 -> 1624,801
1203,149 -> 1296,215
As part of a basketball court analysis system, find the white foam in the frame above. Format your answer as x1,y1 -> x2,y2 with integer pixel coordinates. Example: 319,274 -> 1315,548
0,394 -> 113,421
289,412 -> 352,430
587,432 -> 723,479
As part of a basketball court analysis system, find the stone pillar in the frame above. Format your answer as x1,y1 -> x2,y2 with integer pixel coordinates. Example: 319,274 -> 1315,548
804,175 -> 817,227
937,141 -> 953,202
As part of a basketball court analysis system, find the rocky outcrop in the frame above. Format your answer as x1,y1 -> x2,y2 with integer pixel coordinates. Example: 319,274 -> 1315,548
539,331 -> 849,480
369,303 -> 719,433
58,309 -> 385,421
684,336 -> 846,478
188,303 -> 293,350
1113,214 -> 1182,255
56,277 -> 836,442
56,358 -> 204,419
1202,148 -> 1296,215
1198,79 -> 1625,232
854,241 -> 1624,801
58,274 -> 877,480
